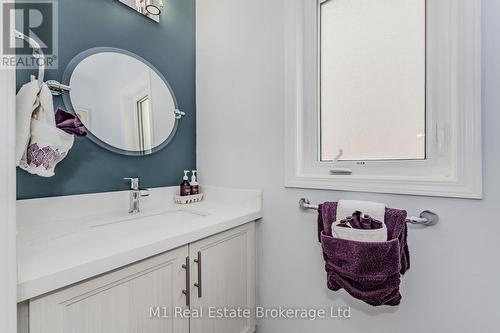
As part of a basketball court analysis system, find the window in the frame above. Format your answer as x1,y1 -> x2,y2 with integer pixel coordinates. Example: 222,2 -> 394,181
285,0 -> 482,198
320,0 -> 426,162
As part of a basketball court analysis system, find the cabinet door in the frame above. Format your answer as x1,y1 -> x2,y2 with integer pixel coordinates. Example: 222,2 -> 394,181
29,246 -> 190,333
189,222 -> 256,333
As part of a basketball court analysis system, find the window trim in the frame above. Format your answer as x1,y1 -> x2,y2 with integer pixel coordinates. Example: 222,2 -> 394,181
284,0 -> 482,199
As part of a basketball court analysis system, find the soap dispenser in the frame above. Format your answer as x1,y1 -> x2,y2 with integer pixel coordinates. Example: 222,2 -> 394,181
180,170 -> 192,196
190,170 -> 199,195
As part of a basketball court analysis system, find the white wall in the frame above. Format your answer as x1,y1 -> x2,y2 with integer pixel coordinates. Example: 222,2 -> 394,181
0,26 -> 18,333
197,0 -> 500,332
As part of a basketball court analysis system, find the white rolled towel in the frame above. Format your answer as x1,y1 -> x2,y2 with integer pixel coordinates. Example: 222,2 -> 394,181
332,223 -> 388,243
336,200 -> 386,223
333,200 -> 388,242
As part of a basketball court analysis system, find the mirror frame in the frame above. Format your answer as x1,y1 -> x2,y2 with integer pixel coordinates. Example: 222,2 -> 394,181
62,47 -> 182,156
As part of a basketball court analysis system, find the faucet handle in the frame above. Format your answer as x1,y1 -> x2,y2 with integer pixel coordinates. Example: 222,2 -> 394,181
124,177 -> 139,190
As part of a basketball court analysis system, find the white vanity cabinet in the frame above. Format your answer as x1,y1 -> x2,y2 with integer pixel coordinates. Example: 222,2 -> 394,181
29,245 -> 190,333
26,222 -> 256,333
189,222 -> 256,333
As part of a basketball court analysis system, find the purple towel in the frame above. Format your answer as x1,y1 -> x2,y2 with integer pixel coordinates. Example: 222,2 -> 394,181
317,202 -> 410,306
55,108 -> 87,137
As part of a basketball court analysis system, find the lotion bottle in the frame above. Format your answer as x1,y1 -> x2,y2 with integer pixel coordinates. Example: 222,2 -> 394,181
190,170 -> 199,195
180,170 -> 192,196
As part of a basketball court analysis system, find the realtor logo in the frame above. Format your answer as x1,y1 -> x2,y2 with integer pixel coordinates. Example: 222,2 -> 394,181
1,0 -> 58,69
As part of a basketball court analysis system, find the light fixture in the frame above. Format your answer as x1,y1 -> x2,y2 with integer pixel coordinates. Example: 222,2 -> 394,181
145,0 -> 164,16
119,0 -> 164,22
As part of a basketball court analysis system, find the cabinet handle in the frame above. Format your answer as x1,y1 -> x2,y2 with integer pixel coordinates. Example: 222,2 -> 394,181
193,251 -> 202,298
182,256 -> 190,307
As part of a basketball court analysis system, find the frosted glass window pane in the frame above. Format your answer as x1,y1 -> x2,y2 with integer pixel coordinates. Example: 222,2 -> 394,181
320,0 -> 426,161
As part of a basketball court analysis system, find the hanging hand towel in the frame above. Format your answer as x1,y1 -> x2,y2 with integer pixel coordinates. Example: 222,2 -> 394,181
17,83 -> 74,177
318,202 -> 410,306
15,80 -> 41,166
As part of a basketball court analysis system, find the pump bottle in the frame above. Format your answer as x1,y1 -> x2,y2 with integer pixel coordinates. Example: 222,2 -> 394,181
180,170 -> 192,196
190,170 -> 199,195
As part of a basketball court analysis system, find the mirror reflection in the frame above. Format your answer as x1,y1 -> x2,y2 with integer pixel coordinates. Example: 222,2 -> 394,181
67,51 -> 178,155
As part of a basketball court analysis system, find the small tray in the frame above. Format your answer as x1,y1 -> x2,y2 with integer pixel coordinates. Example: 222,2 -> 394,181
174,193 -> 204,204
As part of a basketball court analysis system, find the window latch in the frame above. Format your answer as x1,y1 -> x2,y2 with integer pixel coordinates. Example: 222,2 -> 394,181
330,149 -> 353,175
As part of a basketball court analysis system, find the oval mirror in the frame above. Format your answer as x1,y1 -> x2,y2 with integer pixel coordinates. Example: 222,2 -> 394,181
63,48 -> 183,156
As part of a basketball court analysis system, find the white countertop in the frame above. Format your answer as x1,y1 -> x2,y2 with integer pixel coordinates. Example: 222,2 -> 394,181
17,186 -> 262,302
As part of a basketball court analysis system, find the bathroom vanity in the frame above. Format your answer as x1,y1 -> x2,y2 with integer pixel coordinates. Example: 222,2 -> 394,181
16,186 -> 262,333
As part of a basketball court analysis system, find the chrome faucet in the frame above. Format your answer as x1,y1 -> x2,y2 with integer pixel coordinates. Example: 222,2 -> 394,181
124,178 -> 150,214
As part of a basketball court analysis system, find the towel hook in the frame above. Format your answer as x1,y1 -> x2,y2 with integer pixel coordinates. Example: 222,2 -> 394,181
14,30 -> 71,95
14,30 -> 44,87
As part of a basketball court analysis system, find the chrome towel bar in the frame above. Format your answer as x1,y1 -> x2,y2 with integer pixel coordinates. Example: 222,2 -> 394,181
299,198 -> 439,226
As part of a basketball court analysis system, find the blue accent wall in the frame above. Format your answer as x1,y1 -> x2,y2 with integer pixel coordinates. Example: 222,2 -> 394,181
16,0 -> 196,199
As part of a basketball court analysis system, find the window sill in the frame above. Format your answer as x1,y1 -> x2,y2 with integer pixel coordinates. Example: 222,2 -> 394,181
285,173 -> 483,199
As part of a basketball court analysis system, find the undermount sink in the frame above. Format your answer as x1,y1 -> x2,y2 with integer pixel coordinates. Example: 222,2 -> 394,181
18,208 -> 211,248
89,209 -> 210,228
16,186 -> 263,303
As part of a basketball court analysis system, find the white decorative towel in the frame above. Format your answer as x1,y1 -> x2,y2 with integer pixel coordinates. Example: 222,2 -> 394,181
332,223 -> 388,243
336,200 -> 386,223
15,80 -> 40,166
17,83 -> 74,177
